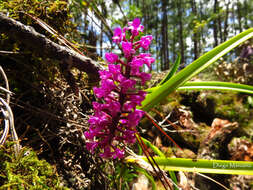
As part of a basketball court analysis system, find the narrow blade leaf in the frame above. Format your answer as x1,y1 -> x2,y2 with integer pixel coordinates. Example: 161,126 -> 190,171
178,81 -> 253,94
140,28 -> 253,111
127,156 -> 253,175
159,54 -> 181,86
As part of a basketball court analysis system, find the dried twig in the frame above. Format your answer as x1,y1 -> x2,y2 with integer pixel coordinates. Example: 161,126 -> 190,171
0,13 -> 103,83
0,65 -> 21,156
0,66 -> 10,104
0,107 -> 9,145
0,98 -> 21,156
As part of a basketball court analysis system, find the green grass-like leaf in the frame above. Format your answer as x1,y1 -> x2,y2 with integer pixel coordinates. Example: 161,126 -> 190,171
141,137 -> 165,157
159,54 -> 181,86
140,28 -> 253,111
178,81 -> 253,94
128,156 -> 253,175
134,166 -> 157,190
140,138 -> 178,189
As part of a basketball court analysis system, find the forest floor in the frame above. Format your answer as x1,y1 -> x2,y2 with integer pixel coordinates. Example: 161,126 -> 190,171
1,68 -> 253,190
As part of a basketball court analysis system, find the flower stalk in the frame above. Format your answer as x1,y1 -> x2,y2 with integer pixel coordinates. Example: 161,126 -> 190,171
85,18 -> 155,159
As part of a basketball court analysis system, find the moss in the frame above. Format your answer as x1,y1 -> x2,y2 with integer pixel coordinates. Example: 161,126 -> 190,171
0,141 -> 68,190
195,91 -> 253,126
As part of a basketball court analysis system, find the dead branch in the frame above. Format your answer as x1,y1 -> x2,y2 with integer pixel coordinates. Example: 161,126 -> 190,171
0,12 -> 103,83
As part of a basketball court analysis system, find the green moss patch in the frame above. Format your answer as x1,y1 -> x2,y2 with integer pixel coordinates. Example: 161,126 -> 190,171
0,142 -> 68,190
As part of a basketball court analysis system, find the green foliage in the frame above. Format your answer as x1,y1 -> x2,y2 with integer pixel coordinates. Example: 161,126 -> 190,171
140,157 -> 253,175
141,28 -> 253,111
131,27 -> 253,186
133,166 -> 156,190
0,141 -> 68,189
207,91 -> 253,125
139,137 -> 178,190
108,163 -> 138,190
126,4 -> 143,21
159,55 -> 181,86
178,81 -> 253,94
0,0 -> 72,35
0,0 -> 77,90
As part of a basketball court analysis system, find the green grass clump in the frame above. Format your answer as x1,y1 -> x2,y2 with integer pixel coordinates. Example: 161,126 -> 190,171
0,141 -> 68,190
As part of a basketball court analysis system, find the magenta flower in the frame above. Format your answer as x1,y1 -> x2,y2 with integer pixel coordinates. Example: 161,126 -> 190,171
128,91 -> 147,106
122,41 -> 135,58
130,57 -> 144,75
128,18 -> 144,36
120,78 -> 136,93
139,72 -> 152,85
113,148 -> 124,159
108,64 -> 121,81
123,101 -> 136,112
138,53 -> 155,68
127,109 -> 144,127
105,53 -> 118,64
93,78 -> 117,98
85,18 -> 155,159
86,142 -> 98,153
140,35 -> 153,50
112,27 -> 124,43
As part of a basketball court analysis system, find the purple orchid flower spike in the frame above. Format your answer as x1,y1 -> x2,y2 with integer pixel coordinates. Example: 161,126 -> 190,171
85,18 -> 155,159
128,18 -> 144,36
105,53 -> 118,64
112,27 -> 124,44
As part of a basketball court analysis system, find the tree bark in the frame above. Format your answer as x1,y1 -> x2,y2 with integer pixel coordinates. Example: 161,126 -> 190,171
237,0 -> 242,33
243,0 -> 248,28
161,0 -> 169,71
217,3 -> 223,43
223,1 -> 230,42
172,25 -> 176,63
213,0 -> 219,47
178,0 -> 185,67
0,13 -> 103,84
191,0 -> 199,60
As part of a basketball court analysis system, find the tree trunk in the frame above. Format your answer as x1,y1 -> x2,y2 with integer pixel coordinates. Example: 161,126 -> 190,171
136,0 -> 139,7
178,0 -> 185,67
100,1 -> 107,57
161,0 -> 169,70
217,2 -> 223,43
172,25 -> 176,63
237,1 -> 242,33
243,0 -> 248,28
0,13 -> 102,84
223,1 -> 230,42
213,0 -> 219,47
100,23 -> 103,57
191,0 -> 199,60
155,0 -> 159,71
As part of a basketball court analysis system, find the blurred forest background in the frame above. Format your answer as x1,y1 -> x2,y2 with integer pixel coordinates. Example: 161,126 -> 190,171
69,0 -> 253,70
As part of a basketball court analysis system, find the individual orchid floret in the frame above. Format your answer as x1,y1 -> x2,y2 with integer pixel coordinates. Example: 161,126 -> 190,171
105,53 -> 118,64
85,18 -> 155,159
112,27 -> 125,43
130,57 -> 145,75
127,109 -> 145,127
138,53 -> 155,68
93,78 -> 116,98
120,78 -> 136,93
139,72 -> 152,85
140,35 -> 153,50
108,64 -> 121,81
128,18 -> 144,36
122,41 -> 135,58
